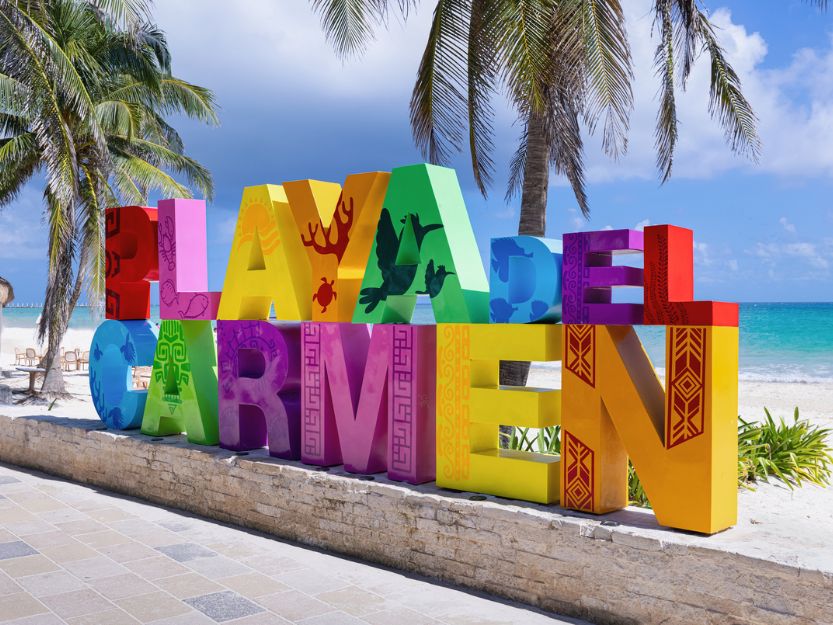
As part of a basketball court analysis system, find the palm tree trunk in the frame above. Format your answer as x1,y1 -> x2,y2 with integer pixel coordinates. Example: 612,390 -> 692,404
0,306 -> 4,371
499,109 -> 551,446
40,272 -> 84,396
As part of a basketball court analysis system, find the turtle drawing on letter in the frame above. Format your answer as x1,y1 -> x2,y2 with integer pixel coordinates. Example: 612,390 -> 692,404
313,277 -> 337,313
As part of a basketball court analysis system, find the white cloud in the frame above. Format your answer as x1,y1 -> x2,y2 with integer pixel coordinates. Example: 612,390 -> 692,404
693,241 -> 713,267
634,218 -> 651,231
749,240 -> 830,270
154,2 -> 433,102
779,217 -> 797,234
583,4 -> 833,183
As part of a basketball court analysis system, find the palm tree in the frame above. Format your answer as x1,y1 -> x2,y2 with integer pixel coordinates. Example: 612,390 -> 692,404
0,0 -> 218,394
0,276 -> 14,371
311,0 -> 831,391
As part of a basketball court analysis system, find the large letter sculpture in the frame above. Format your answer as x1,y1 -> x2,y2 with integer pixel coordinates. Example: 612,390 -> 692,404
562,229 -> 643,325
489,236 -> 563,323
142,320 -> 219,445
301,323 -> 436,482
89,320 -> 158,429
353,164 -> 488,323
218,185 -> 311,320
644,225 -> 739,326
284,172 -> 389,322
105,206 -> 158,320
436,324 -> 561,503
158,199 -> 221,320
218,321 -> 302,459
561,324 -> 738,534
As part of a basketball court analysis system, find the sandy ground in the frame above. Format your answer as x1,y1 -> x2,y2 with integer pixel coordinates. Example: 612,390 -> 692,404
0,326 -> 831,572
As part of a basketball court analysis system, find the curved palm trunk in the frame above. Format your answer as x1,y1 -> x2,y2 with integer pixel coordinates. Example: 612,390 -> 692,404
499,110 -> 551,446
40,272 -> 83,396
0,306 -> 4,370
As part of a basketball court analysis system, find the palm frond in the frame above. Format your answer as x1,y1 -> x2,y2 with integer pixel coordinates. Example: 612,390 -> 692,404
311,0 -> 418,58
654,0 -> 677,181
113,153 -> 192,201
466,0 -> 498,195
158,77 -> 219,125
410,0 -> 469,166
696,9 -> 760,160
495,0 -> 553,114
117,136 -> 214,200
572,0 -> 633,159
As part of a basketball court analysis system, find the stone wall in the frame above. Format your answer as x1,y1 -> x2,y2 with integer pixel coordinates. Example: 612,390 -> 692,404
0,413 -> 830,625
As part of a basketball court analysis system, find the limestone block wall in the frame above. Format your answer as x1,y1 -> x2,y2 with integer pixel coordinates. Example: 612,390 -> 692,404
0,414 -> 829,625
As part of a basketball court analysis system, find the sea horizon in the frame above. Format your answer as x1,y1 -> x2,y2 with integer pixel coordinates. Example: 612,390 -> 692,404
3,301 -> 832,384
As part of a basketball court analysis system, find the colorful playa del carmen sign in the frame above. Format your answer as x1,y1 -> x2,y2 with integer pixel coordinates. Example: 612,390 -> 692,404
90,163 -> 739,535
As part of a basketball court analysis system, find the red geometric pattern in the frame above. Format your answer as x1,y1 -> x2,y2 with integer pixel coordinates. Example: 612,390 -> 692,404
562,431 -> 595,512
666,327 -> 707,448
565,325 -> 595,387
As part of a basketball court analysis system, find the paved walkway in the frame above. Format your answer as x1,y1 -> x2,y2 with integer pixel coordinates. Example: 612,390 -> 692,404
0,464 -> 587,625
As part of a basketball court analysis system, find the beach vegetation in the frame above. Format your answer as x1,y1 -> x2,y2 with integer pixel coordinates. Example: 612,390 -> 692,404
0,0 -> 218,394
738,408 -> 833,489
502,407 -> 833,508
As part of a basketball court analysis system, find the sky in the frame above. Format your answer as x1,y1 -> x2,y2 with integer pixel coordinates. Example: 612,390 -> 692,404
3,0 -> 833,304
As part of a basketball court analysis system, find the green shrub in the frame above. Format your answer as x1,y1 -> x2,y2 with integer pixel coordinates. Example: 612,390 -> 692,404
502,408 -> 832,509
738,408 -> 832,488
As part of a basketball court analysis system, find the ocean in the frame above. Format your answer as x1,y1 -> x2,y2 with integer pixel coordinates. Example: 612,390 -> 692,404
3,302 -> 832,383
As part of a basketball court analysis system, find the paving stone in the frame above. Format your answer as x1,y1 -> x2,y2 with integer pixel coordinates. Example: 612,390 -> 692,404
115,590 -> 192,622
361,607 -> 439,625
95,541 -> 157,563
184,555 -> 250,581
38,542 -> 98,563
217,572 -> 289,599
66,608 -> 140,624
0,541 -> 37,560
6,613 -> 66,625
257,590 -> 335,622
88,572 -> 158,601
0,477 -> 21,485
156,544 -> 218,563
0,570 -> 21,596
0,555 -> 59,578
62,556 -> 129,581
315,586 -> 388,616
40,588 -> 113,619
295,611 -> 369,625
157,573 -> 224,599
16,570 -> 86,598
124,556 -> 190,580
76,530 -> 131,549
185,590 -> 265,622
20,532 -> 75,550
0,591 -> 49,622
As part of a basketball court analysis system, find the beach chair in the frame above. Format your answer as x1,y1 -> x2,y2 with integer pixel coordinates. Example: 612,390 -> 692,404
78,351 -> 90,371
14,348 -> 27,366
63,350 -> 78,371
24,348 -> 38,366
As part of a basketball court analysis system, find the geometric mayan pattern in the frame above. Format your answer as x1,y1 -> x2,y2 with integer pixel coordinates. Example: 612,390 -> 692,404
562,430 -> 595,512
666,326 -> 707,449
301,323 -> 323,459
565,325 -> 595,388
390,326 -> 415,475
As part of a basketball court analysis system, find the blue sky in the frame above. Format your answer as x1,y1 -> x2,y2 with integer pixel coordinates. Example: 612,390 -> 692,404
3,0 -> 833,303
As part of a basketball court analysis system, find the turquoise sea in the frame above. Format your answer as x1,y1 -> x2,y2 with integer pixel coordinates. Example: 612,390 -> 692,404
4,302 -> 832,383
